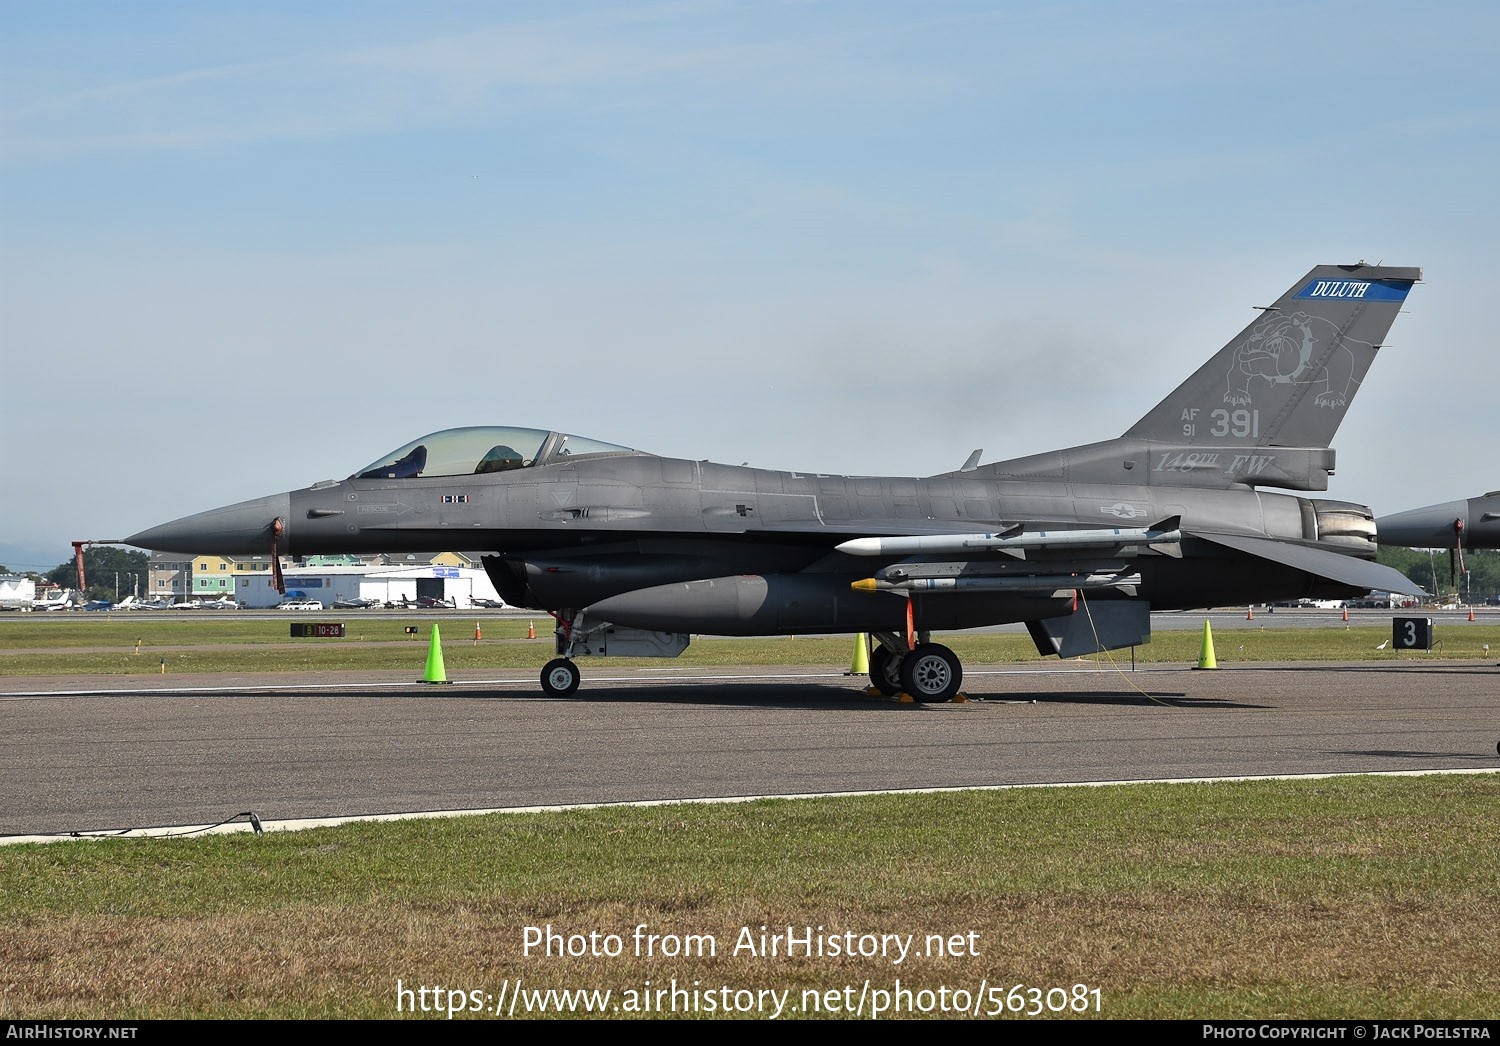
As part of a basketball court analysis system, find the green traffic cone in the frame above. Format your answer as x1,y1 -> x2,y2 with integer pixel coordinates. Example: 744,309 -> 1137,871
1194,620 -> 1218,670
849,633 -> 870,675
424,624 -> 451,684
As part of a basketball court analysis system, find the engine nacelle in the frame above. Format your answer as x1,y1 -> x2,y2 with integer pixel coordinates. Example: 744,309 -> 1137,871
1309,499 -> 1378,554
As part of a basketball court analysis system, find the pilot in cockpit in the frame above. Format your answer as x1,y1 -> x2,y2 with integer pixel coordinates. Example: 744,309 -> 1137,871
474,445 -> 526,474
357,444 -> 427,480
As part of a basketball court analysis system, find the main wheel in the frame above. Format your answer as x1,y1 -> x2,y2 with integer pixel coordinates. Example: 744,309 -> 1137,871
899,643 -> 962,703
540,658 -> 581,697
868,645 -> 903,696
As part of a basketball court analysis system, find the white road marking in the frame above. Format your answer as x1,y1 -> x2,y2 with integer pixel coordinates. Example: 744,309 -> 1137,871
6,767 -> 1495,846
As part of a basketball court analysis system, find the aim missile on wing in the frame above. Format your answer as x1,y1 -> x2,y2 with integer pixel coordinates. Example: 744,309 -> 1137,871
836,518 -> 1182,558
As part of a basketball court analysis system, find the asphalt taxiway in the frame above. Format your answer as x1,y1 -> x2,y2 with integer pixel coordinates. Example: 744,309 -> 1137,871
2,659 -> 1495,838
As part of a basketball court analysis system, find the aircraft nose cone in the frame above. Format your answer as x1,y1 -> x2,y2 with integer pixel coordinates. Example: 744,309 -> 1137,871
125,492 -> 292,554
1376,499 -> 1468,549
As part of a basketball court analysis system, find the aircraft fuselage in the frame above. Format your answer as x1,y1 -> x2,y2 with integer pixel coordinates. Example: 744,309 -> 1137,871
136,451 -> 1377,637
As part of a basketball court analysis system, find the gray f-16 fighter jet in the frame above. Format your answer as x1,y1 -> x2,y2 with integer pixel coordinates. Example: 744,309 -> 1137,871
127,263 -> 1423,701
1378,491 -> 1500,588
1378,492 -> 1500,550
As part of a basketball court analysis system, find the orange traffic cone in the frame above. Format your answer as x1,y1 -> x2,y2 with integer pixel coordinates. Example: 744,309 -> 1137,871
527,620 -> 536,639
474,622 -> 482,644
1247,606 -> 1254,621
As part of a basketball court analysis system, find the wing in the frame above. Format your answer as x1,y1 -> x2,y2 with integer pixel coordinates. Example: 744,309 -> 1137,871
1196,531 -> 1424,595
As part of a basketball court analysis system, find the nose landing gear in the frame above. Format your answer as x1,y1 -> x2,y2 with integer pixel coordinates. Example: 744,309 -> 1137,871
540,657 -> 582,697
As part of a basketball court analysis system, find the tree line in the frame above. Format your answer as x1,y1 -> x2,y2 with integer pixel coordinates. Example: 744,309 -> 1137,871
6,548 -> 154,602
1377,547 -> 1498,603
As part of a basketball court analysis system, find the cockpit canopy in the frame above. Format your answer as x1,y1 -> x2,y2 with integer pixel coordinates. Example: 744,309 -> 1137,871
353,426 -> 638,480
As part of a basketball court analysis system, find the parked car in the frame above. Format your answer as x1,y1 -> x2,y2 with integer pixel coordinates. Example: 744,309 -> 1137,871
276,599 -> 324,611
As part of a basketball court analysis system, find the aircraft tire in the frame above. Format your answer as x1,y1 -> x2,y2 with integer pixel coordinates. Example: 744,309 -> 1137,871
868,646 -> 903,696
540,658 -> 581,698
900,643 -> 962,703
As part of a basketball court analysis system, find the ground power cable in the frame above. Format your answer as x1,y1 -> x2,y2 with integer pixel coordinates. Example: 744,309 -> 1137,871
1,810 -> 264,842
1077,589 -> 1178,707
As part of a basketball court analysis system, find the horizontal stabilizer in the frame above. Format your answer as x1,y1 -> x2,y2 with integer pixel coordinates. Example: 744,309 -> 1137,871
1196,532 -> 1425,596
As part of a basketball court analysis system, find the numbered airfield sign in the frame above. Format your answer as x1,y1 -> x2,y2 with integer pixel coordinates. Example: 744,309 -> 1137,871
1392,617 -> 1433,651
290,622 -> 346,638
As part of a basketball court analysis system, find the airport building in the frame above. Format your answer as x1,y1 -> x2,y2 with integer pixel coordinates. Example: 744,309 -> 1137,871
231,562 -> 503,608
147,552 -> 191,601
146,550 -> 503,607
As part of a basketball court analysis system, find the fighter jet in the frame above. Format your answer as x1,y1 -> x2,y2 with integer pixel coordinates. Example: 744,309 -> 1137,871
127,263 -> 1423,701
1378,492 -> 1500,550
1378,491 -> 1500,590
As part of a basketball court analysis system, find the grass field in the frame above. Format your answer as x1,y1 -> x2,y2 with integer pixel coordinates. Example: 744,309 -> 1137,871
2,777 -> 1497,1019
3,616 -> 1499,676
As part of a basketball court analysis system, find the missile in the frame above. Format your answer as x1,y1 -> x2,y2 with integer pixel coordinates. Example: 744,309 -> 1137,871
836,517 -> 1182,557
851,572 -> 1142,595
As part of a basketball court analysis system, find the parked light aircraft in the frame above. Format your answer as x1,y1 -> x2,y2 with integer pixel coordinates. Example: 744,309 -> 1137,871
333,596 -> 380,609
127,264 -> 1423,701
33,588 -> 78,611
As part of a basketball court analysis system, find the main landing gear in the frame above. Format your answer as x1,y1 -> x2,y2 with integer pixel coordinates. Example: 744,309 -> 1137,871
867,634 -> 963,703
534,611 -> 965,703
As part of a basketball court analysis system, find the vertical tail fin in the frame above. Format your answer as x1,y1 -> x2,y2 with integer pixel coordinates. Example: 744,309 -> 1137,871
1125,263 -> 1420,449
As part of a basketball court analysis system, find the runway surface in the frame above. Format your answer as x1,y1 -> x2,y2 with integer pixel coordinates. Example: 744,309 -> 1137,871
3,659 -> 1496,837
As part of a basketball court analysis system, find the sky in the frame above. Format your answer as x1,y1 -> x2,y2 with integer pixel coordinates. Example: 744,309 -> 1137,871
3,1 -> 1497,572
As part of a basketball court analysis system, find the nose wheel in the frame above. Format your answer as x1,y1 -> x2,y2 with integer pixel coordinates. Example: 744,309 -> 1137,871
540,658 -> 581,697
